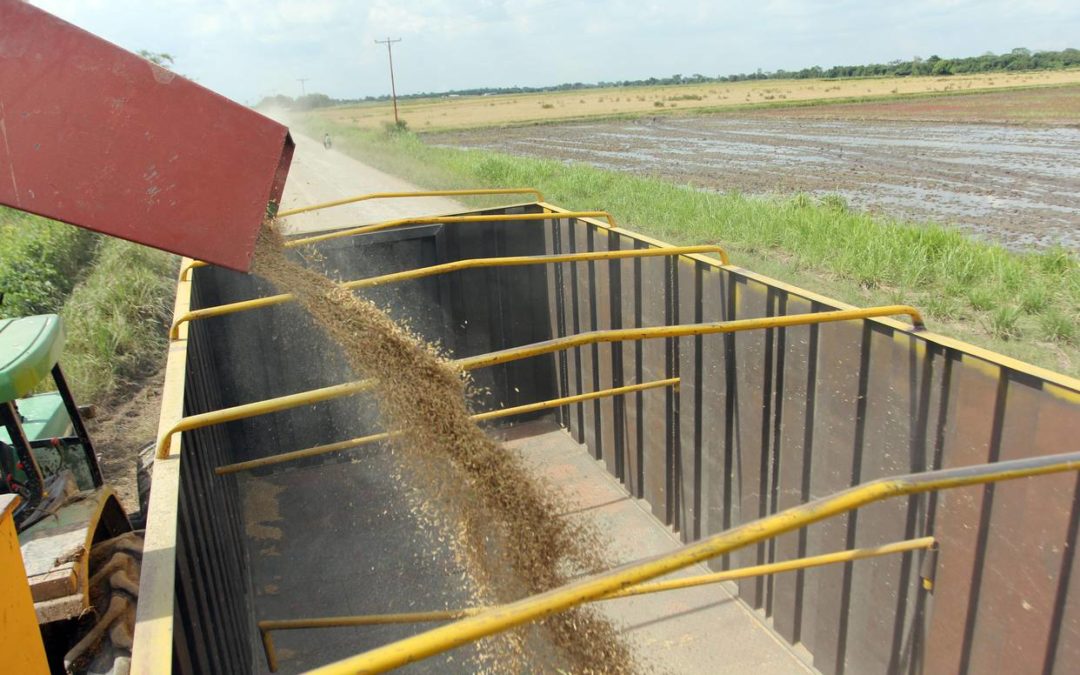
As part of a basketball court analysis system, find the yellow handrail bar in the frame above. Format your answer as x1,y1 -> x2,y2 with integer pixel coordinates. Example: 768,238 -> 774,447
456,305 -> 925,372
178,210 -> 615,280
213,377 -> 679,475
258,536 -> 934,672
170,245 -> 730,339
286,210 -> 616,248
307,451 -> 1080,674
277,188 -> 544,218
155,379 -> 375,459
158,306 -> 922,459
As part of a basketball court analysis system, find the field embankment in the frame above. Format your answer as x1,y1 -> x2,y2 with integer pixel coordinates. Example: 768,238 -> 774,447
294,117 -> 1080,377
312,70 -> 1080,132
0,207 -> 100,317
0,206 -> 177,403
59,239 -> 176,403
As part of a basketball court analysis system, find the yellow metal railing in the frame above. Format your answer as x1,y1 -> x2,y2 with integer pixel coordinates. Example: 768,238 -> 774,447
306,450 -> 1080,674
157,306 -> 922,459
180,209 -> 614,280
154,379 -> 375,459
170,245 -> 731,339
276,188 -> 544,218
286,210 -> 615,248
258,536 -> 933,671
455,305 -> 924,372
214,377 -> 679,475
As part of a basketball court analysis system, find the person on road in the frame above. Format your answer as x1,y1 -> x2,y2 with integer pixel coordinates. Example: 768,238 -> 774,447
323,133 -> 332,150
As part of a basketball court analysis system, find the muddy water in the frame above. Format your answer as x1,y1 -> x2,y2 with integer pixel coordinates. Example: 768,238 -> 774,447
431,118 -> 1080,250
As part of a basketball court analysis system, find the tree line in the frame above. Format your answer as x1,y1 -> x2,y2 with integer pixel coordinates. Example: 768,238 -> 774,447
258,47 -> 1079,110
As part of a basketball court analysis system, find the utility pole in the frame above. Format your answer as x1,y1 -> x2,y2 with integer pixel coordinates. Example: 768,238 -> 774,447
297,78 -> 309,96
374,37 -> 402,125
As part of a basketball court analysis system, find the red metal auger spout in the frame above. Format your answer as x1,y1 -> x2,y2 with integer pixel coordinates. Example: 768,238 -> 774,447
0,1 -> 294,272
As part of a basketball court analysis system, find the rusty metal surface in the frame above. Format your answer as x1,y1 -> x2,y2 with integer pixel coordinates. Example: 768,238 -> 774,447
0,3 -> 293,271
548,215 -> 1080,674
156,204 -> 1080,674
618,239 -> 644,498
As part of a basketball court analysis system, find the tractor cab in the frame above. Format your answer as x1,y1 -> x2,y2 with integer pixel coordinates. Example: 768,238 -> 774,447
1,314 -> 135,673
0,314 -> 104,528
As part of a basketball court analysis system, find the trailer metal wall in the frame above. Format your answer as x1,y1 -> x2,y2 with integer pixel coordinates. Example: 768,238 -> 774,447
170,288 -> 255,673
139,204 -> 1080,675
539,208 -> 1080,675
152,207 -> 558,674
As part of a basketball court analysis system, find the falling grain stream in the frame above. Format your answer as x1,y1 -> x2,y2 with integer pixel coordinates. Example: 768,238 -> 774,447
251,222 -> 638,673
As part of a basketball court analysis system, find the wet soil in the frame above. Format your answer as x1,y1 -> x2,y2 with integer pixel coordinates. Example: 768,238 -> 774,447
429,117 -> 1080,251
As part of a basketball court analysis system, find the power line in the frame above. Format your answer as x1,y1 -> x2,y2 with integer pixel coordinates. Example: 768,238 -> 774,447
297,78 -> 310,96
374,37 -> 402,125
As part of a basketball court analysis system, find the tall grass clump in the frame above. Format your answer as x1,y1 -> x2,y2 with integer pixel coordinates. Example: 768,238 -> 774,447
60,240 -> 176,402
297,116 -> 1080,374
0,206 -> 100,318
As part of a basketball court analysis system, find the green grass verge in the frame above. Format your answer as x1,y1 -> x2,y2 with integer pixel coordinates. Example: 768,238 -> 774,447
0,206 -> 101,318
2,208 -> 177,401
297,116 -> 1080,377
59,239 -> 177,402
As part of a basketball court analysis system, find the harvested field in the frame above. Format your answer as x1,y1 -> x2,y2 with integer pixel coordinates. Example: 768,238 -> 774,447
754,84 -> 1080,125
314,70 -> 1080,132
430,115 -> 1080,250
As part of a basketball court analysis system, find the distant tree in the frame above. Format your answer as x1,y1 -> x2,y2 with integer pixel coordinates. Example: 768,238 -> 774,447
270,47 -> 1077,104
931,59 -> 953,75
137,50 -> 175,67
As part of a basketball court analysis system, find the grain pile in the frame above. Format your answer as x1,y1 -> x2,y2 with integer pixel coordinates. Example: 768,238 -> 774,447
251,222 -> 636,673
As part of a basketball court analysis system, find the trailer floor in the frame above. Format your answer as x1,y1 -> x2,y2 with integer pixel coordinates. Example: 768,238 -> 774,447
239,418 -> 813,674
239,444 -> 497,674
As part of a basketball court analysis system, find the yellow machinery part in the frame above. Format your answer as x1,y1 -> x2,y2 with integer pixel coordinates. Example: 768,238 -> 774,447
0,495 -> 49,674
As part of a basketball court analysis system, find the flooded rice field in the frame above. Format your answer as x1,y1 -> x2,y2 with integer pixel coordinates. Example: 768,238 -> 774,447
430,117 -> 1080,250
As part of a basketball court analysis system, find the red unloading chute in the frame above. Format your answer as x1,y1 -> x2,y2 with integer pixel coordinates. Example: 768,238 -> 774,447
0,1 -> 294,272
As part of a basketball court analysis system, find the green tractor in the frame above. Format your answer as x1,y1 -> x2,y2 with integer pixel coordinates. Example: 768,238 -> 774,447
1,314 -> 144,675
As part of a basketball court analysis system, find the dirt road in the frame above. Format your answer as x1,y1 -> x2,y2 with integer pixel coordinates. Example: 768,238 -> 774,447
277,131 -> 463,233
430,116 -> 1080,250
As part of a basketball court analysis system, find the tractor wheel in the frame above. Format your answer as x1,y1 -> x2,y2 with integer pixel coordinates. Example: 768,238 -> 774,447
63,531 -> 144,675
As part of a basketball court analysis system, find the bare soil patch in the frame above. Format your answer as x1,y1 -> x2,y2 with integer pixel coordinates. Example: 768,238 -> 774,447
88,368 -> 165,514
430,114 -> 1080,250
751,85 -> 1080,126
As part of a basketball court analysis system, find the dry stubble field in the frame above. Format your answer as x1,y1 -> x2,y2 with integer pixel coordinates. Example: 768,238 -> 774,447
316,69 -> 1080,131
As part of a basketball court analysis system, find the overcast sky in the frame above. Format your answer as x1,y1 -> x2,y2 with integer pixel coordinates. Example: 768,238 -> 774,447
33,0 -> 1080,106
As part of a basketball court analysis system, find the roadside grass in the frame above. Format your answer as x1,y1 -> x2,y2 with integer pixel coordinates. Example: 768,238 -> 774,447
0,206 -> 101,318
0,207 -> 177,402
59,239 -> 177,402
298,116 -> 1080,376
